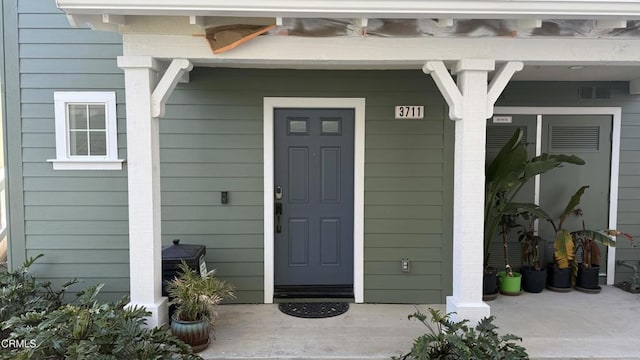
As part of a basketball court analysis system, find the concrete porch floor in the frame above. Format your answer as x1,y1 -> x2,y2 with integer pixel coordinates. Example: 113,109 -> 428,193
200,285 -> 640,360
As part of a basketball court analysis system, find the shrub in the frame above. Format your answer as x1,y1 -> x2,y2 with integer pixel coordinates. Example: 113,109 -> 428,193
393,308 -> 529,360
1,257 -> 203,360
0,255 -> 77,340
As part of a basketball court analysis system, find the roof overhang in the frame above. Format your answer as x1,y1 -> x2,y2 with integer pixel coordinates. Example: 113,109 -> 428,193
56,0 -> 640,19
56,0 -> 640,83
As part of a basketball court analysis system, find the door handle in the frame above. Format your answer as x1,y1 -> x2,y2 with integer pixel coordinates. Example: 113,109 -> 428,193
275,202 -> 283,233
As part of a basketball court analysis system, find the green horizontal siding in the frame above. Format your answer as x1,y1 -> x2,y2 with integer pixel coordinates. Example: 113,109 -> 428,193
20,44 -> 123,59
15,0 -> 128,300
364,100 -> 447,305
26,249 -> 128,264
27,235 -> 128,250
159,68 -> 449,304
366,290 -> 441,304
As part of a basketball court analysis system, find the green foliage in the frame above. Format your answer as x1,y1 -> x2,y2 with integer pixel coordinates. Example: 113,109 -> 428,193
516,213 -> 544,270
1,256 -> 203,360
166,261 -> 235,323
484,128 -> 584,265
548,186 -> 588,269
2,284 -> 202,360
392,308 -> 529,360
0,255 -> 77,340
548,187 -> 634,285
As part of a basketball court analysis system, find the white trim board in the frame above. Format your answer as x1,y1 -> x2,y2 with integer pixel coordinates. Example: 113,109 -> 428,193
494,106 -> 621,285
263,97 -> 366,303
58,0 -> 640,19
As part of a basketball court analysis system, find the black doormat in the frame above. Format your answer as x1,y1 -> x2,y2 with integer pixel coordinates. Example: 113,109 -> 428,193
278,302 -> 349,318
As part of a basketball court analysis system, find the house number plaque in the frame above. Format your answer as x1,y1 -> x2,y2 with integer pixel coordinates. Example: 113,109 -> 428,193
395,105 -> 424,119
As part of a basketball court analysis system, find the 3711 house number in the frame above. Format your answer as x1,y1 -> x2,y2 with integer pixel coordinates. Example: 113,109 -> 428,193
395,105 -> 424,119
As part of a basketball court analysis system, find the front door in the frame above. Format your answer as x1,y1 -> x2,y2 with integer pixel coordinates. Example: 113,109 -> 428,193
274,108 -> 354,294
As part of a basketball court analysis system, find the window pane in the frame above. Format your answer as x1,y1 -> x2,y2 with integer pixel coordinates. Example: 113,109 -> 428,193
89,131 -> 107,156
288,119 -> 308,134
321,119 -> 341,134
68,104 -> 87,130
70,131 -> 88,156
88,105 -> 106,129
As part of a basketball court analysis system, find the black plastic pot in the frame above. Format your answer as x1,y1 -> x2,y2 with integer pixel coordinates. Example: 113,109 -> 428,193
483,269 -> 498,297
576,264 -> 600,289
521,266 -> 547,293
547,264 -> 571,290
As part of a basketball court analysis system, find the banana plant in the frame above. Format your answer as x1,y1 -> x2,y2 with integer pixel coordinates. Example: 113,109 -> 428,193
549,186 -> 634,285
548,186 -> 589,270
570,225 -> 633,284
484,128 -> 585,265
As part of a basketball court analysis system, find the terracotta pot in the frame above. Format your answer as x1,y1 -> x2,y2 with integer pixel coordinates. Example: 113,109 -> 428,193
171,314 -> 211,353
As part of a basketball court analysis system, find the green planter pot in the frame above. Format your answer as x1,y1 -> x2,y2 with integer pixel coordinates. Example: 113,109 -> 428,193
171,314 -> 211,353
498,271 -> 522,295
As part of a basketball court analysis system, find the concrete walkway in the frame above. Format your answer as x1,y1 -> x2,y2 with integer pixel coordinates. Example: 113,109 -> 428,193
200,286 -> 640,360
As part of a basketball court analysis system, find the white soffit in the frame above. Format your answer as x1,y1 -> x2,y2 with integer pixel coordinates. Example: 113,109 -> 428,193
56,0 -> 640,19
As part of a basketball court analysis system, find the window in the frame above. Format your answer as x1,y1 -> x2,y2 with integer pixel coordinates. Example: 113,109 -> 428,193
49,92 -> 123,170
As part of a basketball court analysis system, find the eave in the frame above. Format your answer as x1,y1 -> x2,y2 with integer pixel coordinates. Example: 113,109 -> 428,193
56,0 -> 640,19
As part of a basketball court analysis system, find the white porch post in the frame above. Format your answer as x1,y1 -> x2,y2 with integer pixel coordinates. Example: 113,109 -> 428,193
423,59 -> 522,324
117,56 -> 193,327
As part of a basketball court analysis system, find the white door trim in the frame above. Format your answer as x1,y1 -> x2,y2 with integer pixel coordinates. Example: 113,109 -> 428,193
494,106 -> 621,285
263,97 -> 366,303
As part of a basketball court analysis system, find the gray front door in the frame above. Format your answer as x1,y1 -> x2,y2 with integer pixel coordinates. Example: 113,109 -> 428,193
274,108 -> 355,289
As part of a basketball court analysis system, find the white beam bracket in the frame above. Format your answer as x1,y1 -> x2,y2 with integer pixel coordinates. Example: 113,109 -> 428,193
151,59 -> 193,118
486,61 -> 524,117
422,61 -> 463,120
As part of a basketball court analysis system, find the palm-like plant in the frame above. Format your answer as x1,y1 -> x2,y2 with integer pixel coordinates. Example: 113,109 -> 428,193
166,261 -> 235,323
484,128 -> 584,266
548,186 -> 588,270
550,186 -> 634,284
517,213 -> 544,271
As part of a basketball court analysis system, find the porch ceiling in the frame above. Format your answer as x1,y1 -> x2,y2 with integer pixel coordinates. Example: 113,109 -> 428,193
55,0 -> 640,19
57,0 -> 640,82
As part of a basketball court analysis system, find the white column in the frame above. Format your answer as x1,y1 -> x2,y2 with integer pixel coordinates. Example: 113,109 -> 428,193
448,60 -> 494,324
117,56 -> 166,328
424,59 -> 522,325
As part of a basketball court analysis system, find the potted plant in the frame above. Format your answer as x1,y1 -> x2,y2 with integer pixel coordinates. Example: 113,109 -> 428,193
571,224 -> 633,293
546,186 -> 587,291
516,213 -> 547,293
546,186 -> 632,292
166,261 -> 235,352
484,128 -> 583,297
497,214 -> 522,295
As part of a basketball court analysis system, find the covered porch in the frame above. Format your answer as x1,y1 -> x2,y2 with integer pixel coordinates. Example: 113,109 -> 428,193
203,286 -> 640,359
55,0 -> 640,328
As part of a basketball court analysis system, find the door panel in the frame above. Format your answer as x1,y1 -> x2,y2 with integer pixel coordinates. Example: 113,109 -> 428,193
288,148 -> 309,203
539,115 -> 612,269
274,108 -> 354,288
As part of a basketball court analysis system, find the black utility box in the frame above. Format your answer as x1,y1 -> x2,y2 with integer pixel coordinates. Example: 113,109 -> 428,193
161,239 -> 206,297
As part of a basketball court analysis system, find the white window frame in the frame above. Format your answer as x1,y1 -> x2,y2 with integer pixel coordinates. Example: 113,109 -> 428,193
49,91 -> 124,170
